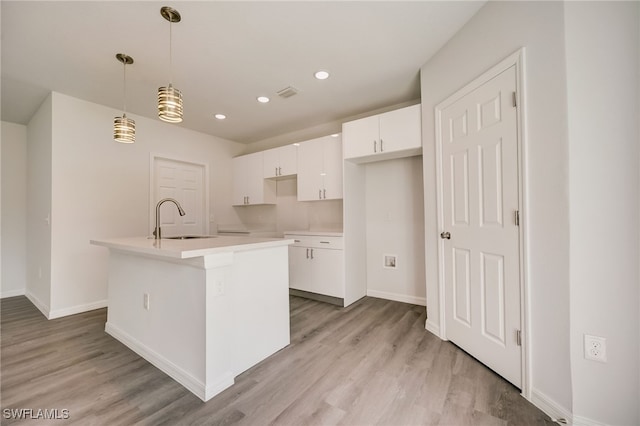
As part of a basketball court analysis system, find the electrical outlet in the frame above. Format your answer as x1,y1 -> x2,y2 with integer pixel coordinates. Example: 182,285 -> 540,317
213,280 -> 225,296
584,334 -> 606,362
143,293 -> 150,310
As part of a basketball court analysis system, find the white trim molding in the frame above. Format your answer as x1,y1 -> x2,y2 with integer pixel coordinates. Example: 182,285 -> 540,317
1,288 -> 26,299
25,291 -> 50,319
48,300 -> 107,319
106,322 -> 235,402
530,388 -> 576,426
366,289 -> 426,306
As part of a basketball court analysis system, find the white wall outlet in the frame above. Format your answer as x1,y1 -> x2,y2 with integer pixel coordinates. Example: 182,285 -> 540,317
143,293 -> 150,310
214,280 -> 225,296
584,334 -> 606,362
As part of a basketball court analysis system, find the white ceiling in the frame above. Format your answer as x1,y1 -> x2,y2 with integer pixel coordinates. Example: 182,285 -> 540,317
1,1 -> 485,144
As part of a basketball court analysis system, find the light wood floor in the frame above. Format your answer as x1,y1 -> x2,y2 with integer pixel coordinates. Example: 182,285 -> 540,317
1,295 -> 553,425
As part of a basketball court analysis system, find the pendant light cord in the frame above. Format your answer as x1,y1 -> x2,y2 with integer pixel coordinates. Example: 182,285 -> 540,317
122,60 -> 127,115
169,18 -> 173,85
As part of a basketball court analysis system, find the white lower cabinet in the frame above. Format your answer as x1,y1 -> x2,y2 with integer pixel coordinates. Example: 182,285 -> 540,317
285,233 -> 344,300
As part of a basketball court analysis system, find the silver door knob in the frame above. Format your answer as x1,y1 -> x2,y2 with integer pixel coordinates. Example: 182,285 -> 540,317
440,231 -> 451,240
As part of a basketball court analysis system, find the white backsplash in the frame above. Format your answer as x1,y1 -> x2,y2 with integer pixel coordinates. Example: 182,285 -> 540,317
233,177 -> 343,236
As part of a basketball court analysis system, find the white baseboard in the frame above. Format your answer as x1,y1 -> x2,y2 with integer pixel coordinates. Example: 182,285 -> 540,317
366,289 -> 427,306
1,288 -> 26,299
105,322 -> 234,402
425,318 -> 442,338
571,414 -> 608,426
25,291 -> 50,318
48,300 -> 107,319
531,388 -> 573,425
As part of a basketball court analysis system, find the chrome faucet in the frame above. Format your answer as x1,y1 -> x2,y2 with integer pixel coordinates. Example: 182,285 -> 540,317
153,198 -> 186,239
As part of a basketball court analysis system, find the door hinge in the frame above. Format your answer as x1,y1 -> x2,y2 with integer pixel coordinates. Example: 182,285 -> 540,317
516,329 -> 522,346
512,91 -> 517,108
515,210 -> 520,226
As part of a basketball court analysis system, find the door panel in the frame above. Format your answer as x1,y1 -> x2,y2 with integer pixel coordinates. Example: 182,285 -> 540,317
153,158 -> 205,237
440,65 -> 521,387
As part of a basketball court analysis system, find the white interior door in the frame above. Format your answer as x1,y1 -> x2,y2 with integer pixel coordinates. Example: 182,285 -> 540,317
438,65 -> 521,387
153,157 -> 206,237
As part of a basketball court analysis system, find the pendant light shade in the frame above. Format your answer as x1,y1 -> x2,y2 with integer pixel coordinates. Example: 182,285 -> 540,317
114,53 -> 135,143
114,115 -> 136,143
157,84 -> 183,123
158,6 -> 183,123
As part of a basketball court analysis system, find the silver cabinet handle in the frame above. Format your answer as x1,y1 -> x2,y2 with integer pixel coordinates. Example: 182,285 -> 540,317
306,248 -> 310,258
319,189 -> 322,200
275,167 -> 278,176
374,140 -> 377,153
380,139 -> 384,152
440,231 -> 451,240
310,248 -> 314,259
323,189 -> 326,199
278,166 -> 282,176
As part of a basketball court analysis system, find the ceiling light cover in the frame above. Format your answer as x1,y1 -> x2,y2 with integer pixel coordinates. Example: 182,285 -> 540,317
158,6 -> 183,123
315,70 -> 330,80
257,96 -> 270,103
214,113 -> 226,120
114,53 -> 135,143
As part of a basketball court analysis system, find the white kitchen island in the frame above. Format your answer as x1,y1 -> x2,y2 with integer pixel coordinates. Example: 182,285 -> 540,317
90,235 -> 293,402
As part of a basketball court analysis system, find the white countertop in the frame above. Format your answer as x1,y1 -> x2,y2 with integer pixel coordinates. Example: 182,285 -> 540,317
91,236 -> 294,260
283,230 -> 344,237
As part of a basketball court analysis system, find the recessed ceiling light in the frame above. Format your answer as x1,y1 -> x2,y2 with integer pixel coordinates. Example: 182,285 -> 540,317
314,70 -> 330,80
214,113 -> 226,120
331,133 -> 339,137
257,96 -> 270,103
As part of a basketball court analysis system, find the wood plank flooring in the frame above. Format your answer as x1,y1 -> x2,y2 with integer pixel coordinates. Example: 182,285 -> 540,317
1,295 -> 553,425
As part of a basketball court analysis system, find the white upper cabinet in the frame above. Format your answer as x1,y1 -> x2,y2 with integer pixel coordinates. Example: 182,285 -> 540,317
232,152 -> 276,206
342,104 -> 422,163
297,134 -> 343,201
263,144 -> 297,178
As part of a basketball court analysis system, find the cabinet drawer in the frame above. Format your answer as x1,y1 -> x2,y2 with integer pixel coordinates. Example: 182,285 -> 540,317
284,234 -> 344,250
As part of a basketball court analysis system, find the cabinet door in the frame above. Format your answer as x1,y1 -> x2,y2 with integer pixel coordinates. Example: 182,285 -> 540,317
245,152 -> 266,204
311,248 -> 344,298
289,246 -> 312,292
278,144 -> 297,177
322,135 -> 343,200
378,104 -> 421,153
232,155 -> 249,206
342,115 -> 379,160
297,138 -> 324,201
263,145 -> 298,178
263,148 -> 280,179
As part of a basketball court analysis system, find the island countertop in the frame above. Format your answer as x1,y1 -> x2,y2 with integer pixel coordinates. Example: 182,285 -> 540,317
90,235 -> 293,260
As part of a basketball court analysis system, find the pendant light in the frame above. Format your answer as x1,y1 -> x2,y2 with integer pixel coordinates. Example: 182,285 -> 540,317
158,6 -> 183,123
114,53 -> 135,143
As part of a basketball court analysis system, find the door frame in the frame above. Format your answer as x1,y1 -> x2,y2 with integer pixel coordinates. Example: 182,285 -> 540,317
434,48 -> 531,398
149,153 -> 210,236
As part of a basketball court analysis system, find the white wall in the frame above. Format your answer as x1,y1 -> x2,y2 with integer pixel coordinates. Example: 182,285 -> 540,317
1,122 -> 27,298
26,94 -> 53,314
565,2 -> 640,425
420,0 -> 573,416
365,157 -> 425,305
28,92 -> 244,318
